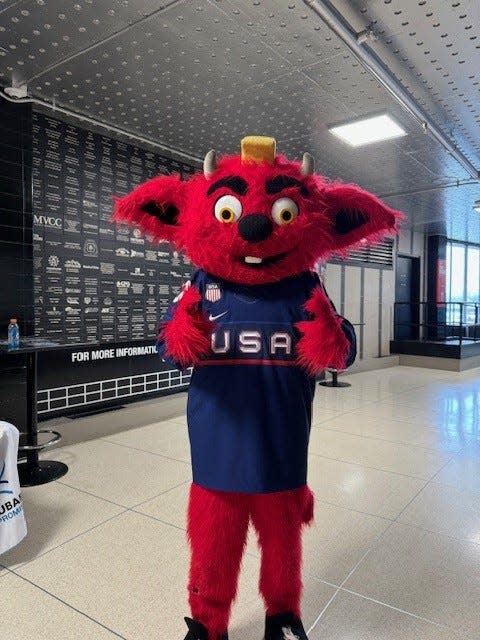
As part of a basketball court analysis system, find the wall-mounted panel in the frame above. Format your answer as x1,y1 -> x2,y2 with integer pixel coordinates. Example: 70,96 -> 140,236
363,267 -> 380,359
381,270 -> 395,357
324,263 -> 342,311
32,111 -> 193,344
344,266 -> 361,326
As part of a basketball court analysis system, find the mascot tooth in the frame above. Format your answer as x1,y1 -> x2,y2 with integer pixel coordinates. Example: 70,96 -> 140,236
114,136 -> 402,640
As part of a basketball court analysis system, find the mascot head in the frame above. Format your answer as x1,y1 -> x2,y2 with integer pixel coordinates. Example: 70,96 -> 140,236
113,136 -> 402,285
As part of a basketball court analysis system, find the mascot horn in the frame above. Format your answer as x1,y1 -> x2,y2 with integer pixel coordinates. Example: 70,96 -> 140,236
113,136 -> 402,640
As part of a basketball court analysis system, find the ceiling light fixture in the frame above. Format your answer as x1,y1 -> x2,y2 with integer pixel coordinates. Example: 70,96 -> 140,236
329,113 -> 407,147
305,0 -> 479,178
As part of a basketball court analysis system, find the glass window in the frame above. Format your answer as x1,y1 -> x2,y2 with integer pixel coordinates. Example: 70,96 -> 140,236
446,243 -> 465,324
467,246 -> 480,302
450,243 -> 465,302
446,242 -> 451,303
446,241 -> 480,326
466,246 -> 480,324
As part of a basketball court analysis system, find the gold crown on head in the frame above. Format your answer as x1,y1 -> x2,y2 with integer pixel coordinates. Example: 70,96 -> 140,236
240,136 -> 276,164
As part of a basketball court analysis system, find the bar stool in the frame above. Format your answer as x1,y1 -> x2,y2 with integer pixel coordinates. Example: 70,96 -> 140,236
319,368 -> 351,388
17,351 -> 68,487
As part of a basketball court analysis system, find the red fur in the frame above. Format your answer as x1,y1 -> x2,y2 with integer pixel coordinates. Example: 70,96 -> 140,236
322,182 -> 404,258
159,286 -> 214,368
112,174 -> 184,245
113,154 -> 403,286
187,484 -> 314,638
187,484 -> 250,640
115,142 -> 404,636
251,486 -> 314,617
295,286 -> 350,375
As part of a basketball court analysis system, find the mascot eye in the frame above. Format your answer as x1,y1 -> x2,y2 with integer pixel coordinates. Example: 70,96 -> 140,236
214,195 -> 242,224
271,198 -> 298,225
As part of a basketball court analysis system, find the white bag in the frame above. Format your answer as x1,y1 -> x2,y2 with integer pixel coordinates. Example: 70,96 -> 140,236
0,421 -> 27,555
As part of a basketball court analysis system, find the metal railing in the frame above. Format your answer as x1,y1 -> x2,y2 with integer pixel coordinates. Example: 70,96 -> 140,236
394,301 -> 480,343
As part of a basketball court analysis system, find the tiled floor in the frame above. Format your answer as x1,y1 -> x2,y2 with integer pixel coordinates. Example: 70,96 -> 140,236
2,365 -> 480,639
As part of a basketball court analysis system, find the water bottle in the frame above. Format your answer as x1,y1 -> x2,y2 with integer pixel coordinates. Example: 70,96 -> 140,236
7,318 -> 20,347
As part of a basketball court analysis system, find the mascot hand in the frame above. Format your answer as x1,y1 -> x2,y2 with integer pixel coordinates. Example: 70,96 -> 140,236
295,286 -> 350,376
160,286 -> 214,368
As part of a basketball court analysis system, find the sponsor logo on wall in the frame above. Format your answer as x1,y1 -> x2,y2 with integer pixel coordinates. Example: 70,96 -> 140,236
32,112 -> 192,348
34,214 -> 62,228
83,239 -> 99,257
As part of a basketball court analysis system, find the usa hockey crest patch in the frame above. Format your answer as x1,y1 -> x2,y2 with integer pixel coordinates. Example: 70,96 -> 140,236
205,283 -> 221,302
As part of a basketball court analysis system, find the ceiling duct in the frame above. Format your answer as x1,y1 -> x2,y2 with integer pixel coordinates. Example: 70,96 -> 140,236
303,0 -> 480,181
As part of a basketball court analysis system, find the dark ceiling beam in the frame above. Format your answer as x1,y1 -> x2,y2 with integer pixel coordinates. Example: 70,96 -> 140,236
303,0 -> 480,181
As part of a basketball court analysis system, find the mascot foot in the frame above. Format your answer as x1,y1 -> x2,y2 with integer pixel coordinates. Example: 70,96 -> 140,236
264,612 -> 308,640
183,617 -> 228,640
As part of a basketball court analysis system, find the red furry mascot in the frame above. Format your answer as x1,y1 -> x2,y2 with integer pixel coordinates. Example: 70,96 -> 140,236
114,136 -> 401,640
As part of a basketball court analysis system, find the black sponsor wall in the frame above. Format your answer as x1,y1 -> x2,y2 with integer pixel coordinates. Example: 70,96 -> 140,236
0,107 -> 199,424
30,112 -> 199,418
32,112 -> 195,344
0,99 -> 33,429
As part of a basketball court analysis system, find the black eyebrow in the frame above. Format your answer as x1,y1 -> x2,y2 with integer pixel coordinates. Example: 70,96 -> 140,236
207,176 -> 248,196
265,175 -> 309,197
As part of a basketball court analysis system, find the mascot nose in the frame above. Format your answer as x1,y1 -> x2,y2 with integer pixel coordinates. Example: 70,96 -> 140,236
238,214 -> 273,243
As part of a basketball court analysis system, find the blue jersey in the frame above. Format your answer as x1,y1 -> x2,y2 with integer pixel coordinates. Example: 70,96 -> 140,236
158,269 -> 355,494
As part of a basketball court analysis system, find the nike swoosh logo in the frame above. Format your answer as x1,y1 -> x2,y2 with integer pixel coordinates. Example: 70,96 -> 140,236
209,311 -> 228,321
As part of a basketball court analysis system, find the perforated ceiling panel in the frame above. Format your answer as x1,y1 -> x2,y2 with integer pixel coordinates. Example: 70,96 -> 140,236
0,0 -> 169,82
1,0 -> 479,240
384,181 -> 480,242
329,0 -> 480,164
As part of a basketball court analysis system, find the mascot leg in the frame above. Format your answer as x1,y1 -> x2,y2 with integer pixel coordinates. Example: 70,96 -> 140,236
186,483 -> 250,640
251,486 -> 314,640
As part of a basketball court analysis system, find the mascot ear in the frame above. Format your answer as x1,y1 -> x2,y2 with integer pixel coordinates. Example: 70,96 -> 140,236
322,183 -> 403,252
113,174 -> 185,244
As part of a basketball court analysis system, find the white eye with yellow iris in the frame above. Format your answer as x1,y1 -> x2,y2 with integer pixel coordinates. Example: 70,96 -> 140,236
271,197 -> 298,225
214,195 -> 242,223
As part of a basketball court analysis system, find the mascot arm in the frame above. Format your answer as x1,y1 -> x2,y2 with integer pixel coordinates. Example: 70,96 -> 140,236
295,285 -> 356,376
157,284 -> 214,370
